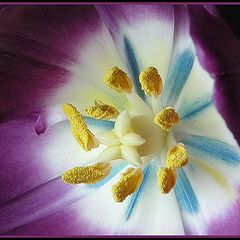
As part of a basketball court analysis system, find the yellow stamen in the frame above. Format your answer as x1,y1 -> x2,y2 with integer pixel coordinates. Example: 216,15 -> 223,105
154,107 -> 180,131
104,67 -> 132,93
85,100 -> 119,120
63,103 -> 99,151
166,143 -> 188,169
112,168 -> 143,202
157,167 -> 176,194
139,66 -> 163,96
62,162 -> 112,184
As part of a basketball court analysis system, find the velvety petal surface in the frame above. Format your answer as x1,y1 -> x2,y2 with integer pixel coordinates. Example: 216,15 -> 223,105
97,4 -> 175,102
161,6 -> 195,108
0,6 -> 98,116
174,131 -> 240,234
188,5 -> 240,145
0,6 -> 128,132
0,116 -> 112,206
4,160 -> 185,235
207,193 -> 240,235
0,178 -> 88,234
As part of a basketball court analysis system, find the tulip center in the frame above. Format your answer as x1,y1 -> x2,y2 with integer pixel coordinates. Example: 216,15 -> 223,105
62,66 -> 189,203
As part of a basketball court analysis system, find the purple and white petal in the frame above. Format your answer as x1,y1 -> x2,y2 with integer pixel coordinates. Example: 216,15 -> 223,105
207,195 -> 240,235
188,5 -> 240,145
97,4 -> 174,101
0,177 -> 92,234
174,165 -> 238,234
0,6 -> 128,133
5,160 -> 185,235
173,130 -> 240,234
0,117 -> 108,205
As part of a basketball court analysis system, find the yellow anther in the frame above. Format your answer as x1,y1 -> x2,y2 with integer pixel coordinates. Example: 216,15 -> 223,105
104,66 -> 132,93
139,66 -> 163,96
85,100 -> 119,120
166,143 -> 188,169
154,107 -> 180,131
62,162 -> 112,184
63,103 -> 99,151
112,168 -> 143,202
157,167 -> 176,194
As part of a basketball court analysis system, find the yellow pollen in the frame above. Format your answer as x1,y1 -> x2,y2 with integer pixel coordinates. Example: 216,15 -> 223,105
62,162 -> 112,184
112,168 -> 143,202
104,67 -> 132,93
139,66 -> 163,96
85,100 -> 119,120
166,143 -> 188,169
154,107 -> 180,131
63,103 -> 99,151
157,167 -> 176,194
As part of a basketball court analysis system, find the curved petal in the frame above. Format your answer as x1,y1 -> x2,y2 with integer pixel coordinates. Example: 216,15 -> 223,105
175,132 -> 240,166
1,162 -> 127,235
0,177 -> 87,234
207,195 -> 240,235
0,6 -> 128,132
174,58 -> 213,122
174,129 -> 240,234
6,160 -> 185,235
175,104 -> 238,147
161,6 -> 195,107
188,5 -> 240,145
175,132 -> 240,188
0,6 -> 99,116
0,116 -> 111,205
96,4 -> 175,101
175,164 -> 238,234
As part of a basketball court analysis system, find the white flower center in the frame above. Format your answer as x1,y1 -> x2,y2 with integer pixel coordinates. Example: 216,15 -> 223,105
62,66 -> 189,202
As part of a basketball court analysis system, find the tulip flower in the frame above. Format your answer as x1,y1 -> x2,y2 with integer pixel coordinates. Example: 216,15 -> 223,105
0,4 -> 240,235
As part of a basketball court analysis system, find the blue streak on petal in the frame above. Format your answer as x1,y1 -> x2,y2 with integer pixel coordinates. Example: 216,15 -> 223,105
178,133 -> 240,165
88,162 -> 127,189
124,37 -> 145,101
162,48 -> 195,106
125,165 -> 149,221
84,116 -> 114,130
179,98 -> 212,120
125,161 -> 157,221
174,169 -> 199,214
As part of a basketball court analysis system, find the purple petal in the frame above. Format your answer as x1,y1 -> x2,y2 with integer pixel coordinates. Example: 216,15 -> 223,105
96,4 -> 173,38
0,6 -> 102,120
0,117 -> 101,206
188,5 -> 240,145
3,180 -> 105,235
4,161 -> 185,235
207,193 -> 240,235
0,177 -> 91,234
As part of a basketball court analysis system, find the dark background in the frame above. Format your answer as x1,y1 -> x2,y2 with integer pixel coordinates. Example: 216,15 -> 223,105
217,5 -> 240,41
0,3 -> 240,41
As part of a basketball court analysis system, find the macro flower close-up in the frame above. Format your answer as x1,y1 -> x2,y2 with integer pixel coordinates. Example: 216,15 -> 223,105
1,3 -> 240,236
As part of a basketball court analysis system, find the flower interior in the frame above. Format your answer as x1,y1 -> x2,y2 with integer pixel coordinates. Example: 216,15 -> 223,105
62,66 -> 189,202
